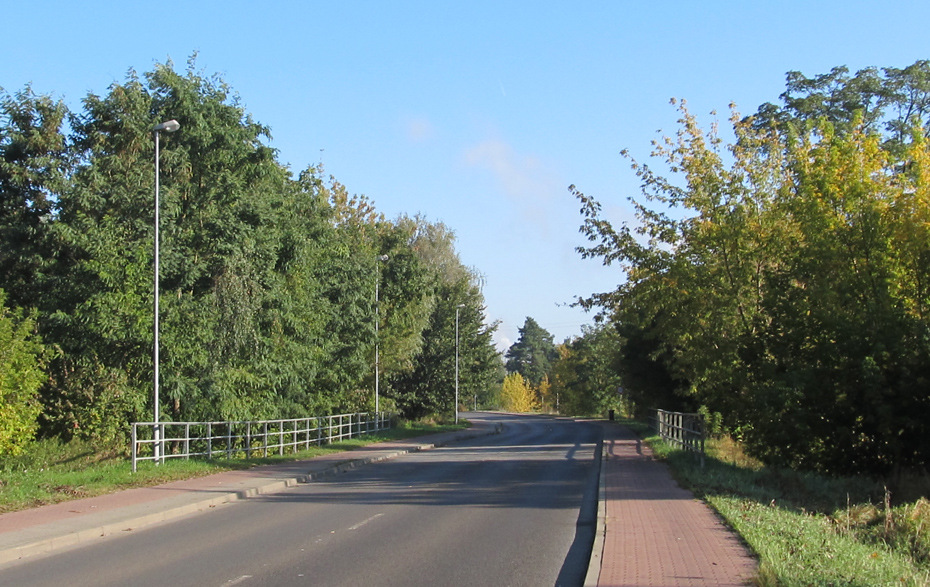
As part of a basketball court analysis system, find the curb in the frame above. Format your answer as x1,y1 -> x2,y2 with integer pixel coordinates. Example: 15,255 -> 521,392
1,424 -> 502,566
583,431 -> 607,587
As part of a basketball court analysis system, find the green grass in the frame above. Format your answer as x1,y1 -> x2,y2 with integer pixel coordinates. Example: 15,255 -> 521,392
0,419 -> 468,514
620,418 -> 930,586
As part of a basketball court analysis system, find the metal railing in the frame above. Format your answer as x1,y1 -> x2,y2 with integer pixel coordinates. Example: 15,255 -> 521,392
649,409 -> 705,466
131,412 -> 394,472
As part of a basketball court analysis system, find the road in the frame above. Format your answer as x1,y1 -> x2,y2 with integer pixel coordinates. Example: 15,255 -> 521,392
0,413 -> 602,587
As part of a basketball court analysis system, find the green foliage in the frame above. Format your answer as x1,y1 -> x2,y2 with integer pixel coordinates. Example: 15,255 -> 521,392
750,60 -> 930,156
0,58 -> 503,446
0,86 -> 69,311
505,316 -> 557,386
0,291 -> 45,455
550,323 -> 624,416
574,63 -> 930,476
385,216 -> 501,419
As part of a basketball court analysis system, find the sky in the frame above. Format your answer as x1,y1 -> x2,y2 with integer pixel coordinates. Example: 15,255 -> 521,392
4,1 -> 930,352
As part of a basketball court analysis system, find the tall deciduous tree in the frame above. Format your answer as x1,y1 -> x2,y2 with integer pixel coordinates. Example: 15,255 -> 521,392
574,77 -> 930,476
0,87 -> 69,310
549,323 -> 624,417
386,216 -> 500,419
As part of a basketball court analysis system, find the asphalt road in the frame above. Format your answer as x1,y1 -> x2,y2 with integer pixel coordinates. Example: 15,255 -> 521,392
0,413 -> 602,587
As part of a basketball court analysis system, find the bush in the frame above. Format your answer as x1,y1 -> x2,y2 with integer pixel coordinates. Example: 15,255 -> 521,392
0,291 -> 45,455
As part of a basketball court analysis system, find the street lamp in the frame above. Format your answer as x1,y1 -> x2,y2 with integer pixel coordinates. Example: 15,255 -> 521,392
153,119 -> 179,463
455,303 -> 465,424
375,254 -> 389,417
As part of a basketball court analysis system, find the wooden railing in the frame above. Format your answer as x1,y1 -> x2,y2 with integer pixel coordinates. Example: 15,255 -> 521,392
649,409 -> 705,466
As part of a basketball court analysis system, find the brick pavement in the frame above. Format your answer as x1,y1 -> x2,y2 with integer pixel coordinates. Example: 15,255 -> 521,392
593,423 -> 758,587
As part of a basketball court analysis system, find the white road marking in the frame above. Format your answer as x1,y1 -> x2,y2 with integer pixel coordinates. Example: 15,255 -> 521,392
222,576 -> 252,586
348,513 -> 384,531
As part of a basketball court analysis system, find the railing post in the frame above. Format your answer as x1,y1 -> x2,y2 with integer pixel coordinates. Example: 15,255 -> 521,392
131,424 -> 138,473
185,423 -> 190,460
207,422 -> 213,460
699,413 -> 706,468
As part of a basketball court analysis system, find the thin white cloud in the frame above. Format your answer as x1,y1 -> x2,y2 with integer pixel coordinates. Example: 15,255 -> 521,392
405,116 -> 434,142
462,139 -> 561,234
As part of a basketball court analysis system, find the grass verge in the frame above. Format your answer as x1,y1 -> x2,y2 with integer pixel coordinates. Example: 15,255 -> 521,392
621,418 -> 930,587
0,419 -> 468,515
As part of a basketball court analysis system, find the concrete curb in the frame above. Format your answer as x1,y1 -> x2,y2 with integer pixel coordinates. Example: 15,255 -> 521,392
583,440 -> 607,587
1,424 -> 502,566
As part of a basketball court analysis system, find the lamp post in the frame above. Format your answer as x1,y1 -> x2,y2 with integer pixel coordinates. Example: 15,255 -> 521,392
375,254 -> 389,417
153,119 -> 179,463
455,304 -> 465,424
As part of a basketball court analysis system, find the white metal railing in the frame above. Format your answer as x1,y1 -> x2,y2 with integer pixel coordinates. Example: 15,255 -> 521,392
131,412 -> 395,472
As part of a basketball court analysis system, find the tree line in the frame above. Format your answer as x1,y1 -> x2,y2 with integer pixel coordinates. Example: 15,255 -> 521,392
0,59 -> 501,455
500,316 -> 623,417
573,60 -> 930,477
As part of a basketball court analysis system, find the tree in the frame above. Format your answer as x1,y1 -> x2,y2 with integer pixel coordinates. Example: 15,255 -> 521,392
573,80 -> 930,476
505,317 -> 557,387
500,372 -> 537,413
748,60 -> 930,156
549,323 -> 624,417
0,58 -> 503,447
385,216 -> 501,420
0,86 -> 69,311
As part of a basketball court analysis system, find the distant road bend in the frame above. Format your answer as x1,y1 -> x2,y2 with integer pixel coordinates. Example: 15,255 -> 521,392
2,413 -> 603,587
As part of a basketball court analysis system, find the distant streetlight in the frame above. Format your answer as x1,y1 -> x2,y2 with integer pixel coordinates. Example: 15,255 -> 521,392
153,119 -> 179,464
455,304 -> 465,424
375,254 -> 389,415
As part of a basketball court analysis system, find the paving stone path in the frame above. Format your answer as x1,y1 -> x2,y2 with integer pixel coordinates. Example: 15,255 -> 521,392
594,423 -> 758,587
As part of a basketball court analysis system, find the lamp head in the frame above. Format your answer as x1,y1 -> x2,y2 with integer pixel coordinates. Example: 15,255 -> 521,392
154,120 -> 181,133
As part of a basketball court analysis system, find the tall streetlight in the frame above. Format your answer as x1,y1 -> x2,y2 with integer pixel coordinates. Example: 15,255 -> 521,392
153,119 -> 180,463
375,254 -> 389,417
455,303 -> 465,424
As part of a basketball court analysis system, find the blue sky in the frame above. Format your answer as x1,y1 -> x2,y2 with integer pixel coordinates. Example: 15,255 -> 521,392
4,1 -> 930,351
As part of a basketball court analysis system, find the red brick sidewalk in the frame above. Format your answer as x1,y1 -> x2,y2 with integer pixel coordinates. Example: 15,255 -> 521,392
595,424 -> 757,587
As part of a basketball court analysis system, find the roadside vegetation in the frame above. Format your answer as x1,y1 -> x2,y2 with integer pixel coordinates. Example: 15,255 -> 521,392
0,58 -> 501,458
555,60 -> 930,584
0,419 -> 465,515
5,50 -> 930,587
572,61 -> 930,478
630,418 -> 930,586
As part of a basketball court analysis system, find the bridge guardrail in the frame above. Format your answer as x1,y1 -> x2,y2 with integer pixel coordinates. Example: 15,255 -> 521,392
131,412 -> 394,472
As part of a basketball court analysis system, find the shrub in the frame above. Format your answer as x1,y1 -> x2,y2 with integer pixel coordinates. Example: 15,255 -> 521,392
0,291 -> 45,456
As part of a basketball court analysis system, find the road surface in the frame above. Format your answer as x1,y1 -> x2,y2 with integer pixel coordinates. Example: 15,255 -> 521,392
0,413 -> 602,587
